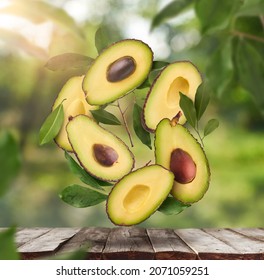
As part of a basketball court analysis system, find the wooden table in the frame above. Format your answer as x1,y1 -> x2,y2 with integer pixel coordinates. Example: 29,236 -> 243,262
10,227 -> 264,260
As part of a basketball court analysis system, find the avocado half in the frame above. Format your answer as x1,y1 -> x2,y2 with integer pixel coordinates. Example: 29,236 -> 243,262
155,118 -> 210,204
83,39 -> 153,105
107,165 -> 174,226
52,76 -> 98,152
143,61 -> 202,132
66,114 -> 134,181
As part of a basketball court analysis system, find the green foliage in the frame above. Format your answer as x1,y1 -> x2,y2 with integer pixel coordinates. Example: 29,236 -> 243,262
59,184 -> 107,208
39,103 -> 64,145
133,103 -> 152,149
95,26 -> 111,54
0,227 -> 20,260
204,119 -> 220,137
151,0 -> 193,30
194,85 -> 210,121
235,39 -> 264,113
159,197 -> 190,215
195,0 -> 241,33
90,108 -> 121,125
179,92 -> 197,128
0,131 -> 21,197
45,53 -> 94,73
65,152 -> 112,189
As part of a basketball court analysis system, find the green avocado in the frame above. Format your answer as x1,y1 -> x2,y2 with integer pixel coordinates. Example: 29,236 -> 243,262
52,76 -> 98,152
155,118 -> 210,204
143,61 -> 202,132
66,115 -> 134,181
83,39 -> 153,105
107,165 -> 174,225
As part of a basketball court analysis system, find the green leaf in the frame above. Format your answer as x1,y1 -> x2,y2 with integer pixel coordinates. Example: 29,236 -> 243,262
158,197 -> 190,215
65,152 -> 112,189
0,227 -> 20,260
235,39 -> 264,111
195,0 -> 241,33
0,131 -> 21,197
206,38 -> 234,98
95,26 -> 111,54
194,85 -> 210,120
179,92 -> 197,128
59,184 -> 107,208
39,103 -> 64,146
151,0 -> 193,30
148,69 -> 161,84
152,61 -> 169,70
90,108 -> 121,125
133,103 -> 152,149
45,53 -> 94,72
237,0 -> 264,16
204,119 -> 219,137
234,16 -> 264,37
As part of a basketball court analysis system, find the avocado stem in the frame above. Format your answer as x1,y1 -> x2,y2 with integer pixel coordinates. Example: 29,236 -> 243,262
171,111 -> 182,126
117,100 -> 134,147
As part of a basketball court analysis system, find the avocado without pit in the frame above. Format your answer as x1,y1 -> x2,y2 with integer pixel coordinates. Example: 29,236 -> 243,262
143,61 -> 202,132
107,165 -> 174,226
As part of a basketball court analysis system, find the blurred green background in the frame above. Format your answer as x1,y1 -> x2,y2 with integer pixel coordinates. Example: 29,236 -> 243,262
0,0 -> 263,228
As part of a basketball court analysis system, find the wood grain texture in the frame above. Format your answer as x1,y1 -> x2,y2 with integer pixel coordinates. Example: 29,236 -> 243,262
175,228 -> 240,260
2,227 -> 264,260
19,228 -> 80,259
204,228 -> 264,260
147,228 -> 196,260
16,228 -> 51,247
59,227 -> 110,259
103,227 -> 154,260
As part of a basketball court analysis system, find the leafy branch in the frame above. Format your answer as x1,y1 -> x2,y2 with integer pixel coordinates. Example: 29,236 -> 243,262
179,86 -> 219,146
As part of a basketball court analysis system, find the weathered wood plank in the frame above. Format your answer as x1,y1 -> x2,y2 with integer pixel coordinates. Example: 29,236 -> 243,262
231,228 -> 264,242
16,228 -> 51,247
204,228 -> 264,260
147,228 -> 196,260
103,227 -> 154,260
175,228 -> 240,260
58,227 -> 110,259
18,228 -> 80,259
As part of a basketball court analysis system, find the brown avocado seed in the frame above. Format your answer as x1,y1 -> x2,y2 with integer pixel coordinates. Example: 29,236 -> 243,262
93,144 -> 119,167
106,56 -> 136,82
170,148 -> 196,184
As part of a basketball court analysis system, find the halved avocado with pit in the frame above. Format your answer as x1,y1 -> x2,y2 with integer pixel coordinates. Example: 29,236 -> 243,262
66,114 -> 134,181
143,61 -> 202,132
155,118 -> 210,204
107,165 -> 174,225
52,76 -> 98,152
83,39 -> 153,105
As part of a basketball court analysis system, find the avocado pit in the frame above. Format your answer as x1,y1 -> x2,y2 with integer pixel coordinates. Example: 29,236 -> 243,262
170,148 -> 196,184
93,144 -> 119,167
107,56 -> 136,82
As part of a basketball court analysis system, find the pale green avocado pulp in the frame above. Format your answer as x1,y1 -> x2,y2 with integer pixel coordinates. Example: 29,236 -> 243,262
143,61 -> 202,131
83,39 -> 153,105
66,115 -> 134,181
52,75 -> 98,152
155,118 -> 210,203
107,165 -> 174,225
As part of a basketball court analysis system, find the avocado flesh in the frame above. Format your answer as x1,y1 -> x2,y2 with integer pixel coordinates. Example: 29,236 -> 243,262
83,39 -> 153,105
155,119 -> 210,204
52,76 -> 98,151
107,165 -> 174,225
66,115 -> 134,181
143,61 -> 202,131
